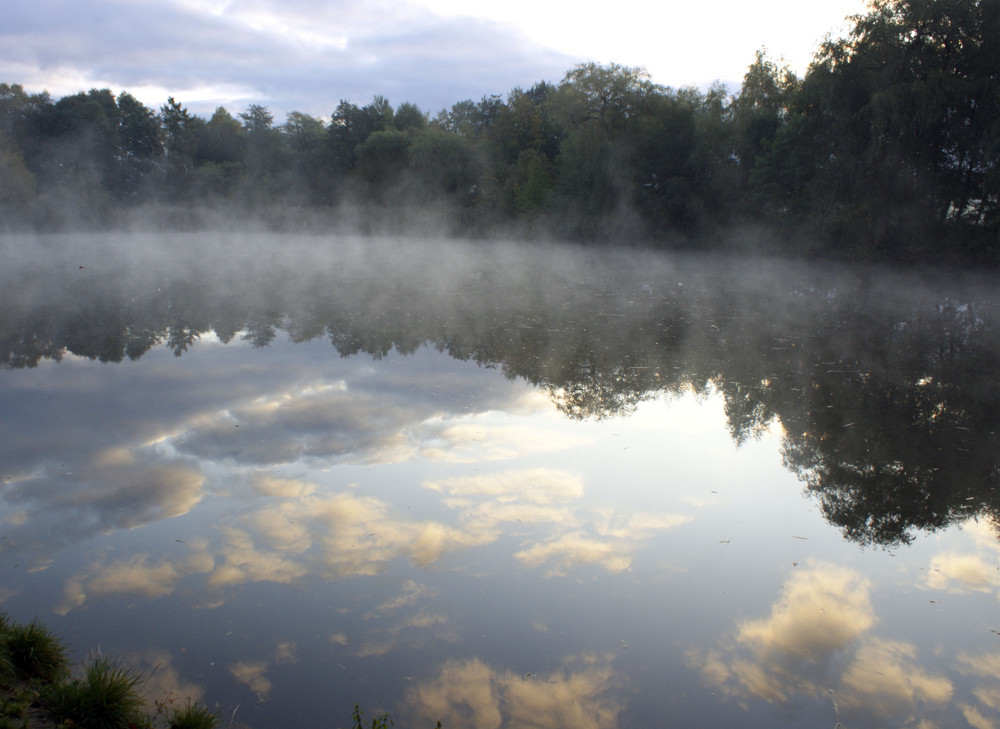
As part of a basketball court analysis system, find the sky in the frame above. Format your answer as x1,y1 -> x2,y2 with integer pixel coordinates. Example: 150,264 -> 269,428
2,0 -> 868,120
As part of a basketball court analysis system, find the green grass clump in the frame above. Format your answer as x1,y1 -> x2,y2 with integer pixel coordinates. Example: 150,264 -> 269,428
2,618 -> 67,682
0,614 -> 14,683
46,656 -> 146,729
0,612 -> 222,729
353,704 -> 393,729
167,699 -> 218,729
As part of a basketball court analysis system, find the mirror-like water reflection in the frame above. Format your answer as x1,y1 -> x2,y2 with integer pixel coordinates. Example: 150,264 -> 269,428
2,234 -> 999,728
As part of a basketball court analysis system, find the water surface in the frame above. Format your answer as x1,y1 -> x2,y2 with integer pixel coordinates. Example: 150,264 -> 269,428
2,234 -> 999,728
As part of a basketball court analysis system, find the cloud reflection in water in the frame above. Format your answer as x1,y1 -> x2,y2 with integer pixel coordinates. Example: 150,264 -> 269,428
407,654 -> 623,729
691,560 -> 966,726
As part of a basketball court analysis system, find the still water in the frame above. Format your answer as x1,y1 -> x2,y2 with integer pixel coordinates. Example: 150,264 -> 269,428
2,234 -> 999,728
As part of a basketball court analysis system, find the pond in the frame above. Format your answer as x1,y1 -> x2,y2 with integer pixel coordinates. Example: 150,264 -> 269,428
2,234 -> 999,729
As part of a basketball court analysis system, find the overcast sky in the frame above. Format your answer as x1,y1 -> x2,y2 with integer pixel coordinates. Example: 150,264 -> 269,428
3,0 -> 867,119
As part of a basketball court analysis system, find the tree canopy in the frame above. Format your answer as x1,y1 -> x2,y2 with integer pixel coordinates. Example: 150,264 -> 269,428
0,0 -> 997,263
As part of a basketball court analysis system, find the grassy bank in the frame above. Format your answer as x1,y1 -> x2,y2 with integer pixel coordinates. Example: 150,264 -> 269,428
0,613 -> 429,729
0,611 -> 217,729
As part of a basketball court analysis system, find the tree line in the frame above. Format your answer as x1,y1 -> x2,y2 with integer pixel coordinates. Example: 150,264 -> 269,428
1,0 -> 997,262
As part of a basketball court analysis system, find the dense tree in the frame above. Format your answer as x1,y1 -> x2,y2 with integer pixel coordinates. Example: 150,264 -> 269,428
197,107 -> 243,166
116,92 -> 161,160
238,104 -> 288,198
484,84 -> 563,217
157,97 -> 205,200
393,102 -> 427,131
114,92 -> 161,198
2,1 -> 998,260
407,127 -> 480,203
629,91 -> 700,231
0,84 -> 43,209
433,95 -> 503,141
729,51 -> 798,215
551,62 -> 659,134
0,139 -> 35,209
283,111 -> 333,203
328,96 -> 395,173
355,128 -> 411,191
765,0 -> 1000,257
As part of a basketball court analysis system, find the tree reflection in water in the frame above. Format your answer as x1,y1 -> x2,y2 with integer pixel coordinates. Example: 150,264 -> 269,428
2,234 -> 998,548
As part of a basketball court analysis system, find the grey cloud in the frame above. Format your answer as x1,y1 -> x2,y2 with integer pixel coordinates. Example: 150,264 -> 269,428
169,348 -> 531,467
1,449 -> 205,568
2,0 -> 578,117
0,340 -> 532,569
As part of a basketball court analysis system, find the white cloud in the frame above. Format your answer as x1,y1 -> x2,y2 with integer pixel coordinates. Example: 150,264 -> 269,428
839,639 -> 953,713
691,561 -> 960,724
424,468 -> 584,503
923,520 -> 1000,597
515,532 -> 633,576
407,654 -> 622,729
736,563 -> 875,662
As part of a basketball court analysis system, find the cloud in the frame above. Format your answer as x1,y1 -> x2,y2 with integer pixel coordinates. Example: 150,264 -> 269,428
1,338 -> 546,578
249,502 -> 313,553
2,0 -> 577,117
210,526 -> 310,585
229,640 -> 301,700
252,474 -> 317,499
230,659 -> 272,698
736,563 -> 875,663
423,467 -> 691,576
2,447 -> 205,569
274,641 -> 298,665
174,382 -> 422,466
406,654 -> 622,729
367,581 -> 434,617
923,520 -> 1000,596
172,370 -> 552,469
691,562 -> 956,724
593,510 -> 694,540
216,488 -> 496,581
690,563 -> 874,704
418,417 -> 589,463
354,610 -> 455,658
84,552 -> 212,599
515,532 -> 632,576
55,541 -> 214,614
925,552 -> 1000,594
424,468 -> 584,504
838,639 -> 953,714
124,648 -> 206,710
956,651 -> 1000,729
354,581 -> 457,658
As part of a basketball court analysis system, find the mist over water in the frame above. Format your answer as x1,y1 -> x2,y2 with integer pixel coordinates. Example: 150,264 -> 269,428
2,232 -> 1000,728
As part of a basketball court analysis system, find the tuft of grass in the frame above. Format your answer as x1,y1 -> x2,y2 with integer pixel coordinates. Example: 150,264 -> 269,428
0,615 -> 14,684
353,704 -> 393,729
46,655 -> 147,729
3,619 -> 68,682
167,699 -> 219,729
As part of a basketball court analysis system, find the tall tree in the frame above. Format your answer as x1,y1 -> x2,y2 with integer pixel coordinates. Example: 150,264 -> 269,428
795,0 -> 1000,255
